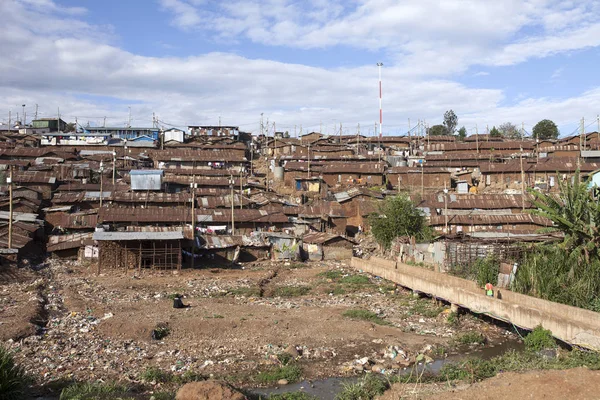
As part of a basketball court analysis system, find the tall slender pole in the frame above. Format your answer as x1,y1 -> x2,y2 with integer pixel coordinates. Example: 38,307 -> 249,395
240,171 -> 243,210
476,124 -> 480,154
230,174 -> 235,234
191,178 -> 196,268
8,111 -> 11,130
8,167 -> 13,249
112,152 -> 116,185
307,144 -> 311,178
520,148 -> 525,210
444,183 -> 448,234
99,161 -> 104,208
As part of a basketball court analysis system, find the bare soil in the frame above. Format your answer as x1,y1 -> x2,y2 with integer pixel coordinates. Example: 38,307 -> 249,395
379,367 -> 600,399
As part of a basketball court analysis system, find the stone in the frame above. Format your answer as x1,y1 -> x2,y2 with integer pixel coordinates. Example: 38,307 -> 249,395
277,379 -> 289,385
176,380 -> 246,400
284,345 -> 299,357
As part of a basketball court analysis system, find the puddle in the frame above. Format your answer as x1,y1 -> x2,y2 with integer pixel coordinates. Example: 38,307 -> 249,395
249,339 -> 524,400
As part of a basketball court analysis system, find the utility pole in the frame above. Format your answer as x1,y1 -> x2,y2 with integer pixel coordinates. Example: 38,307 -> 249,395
520,147 -> 525,210
8,111 -> 11,129
22,104 -> 26,126
260,113 -> 264,138
239,171 -> 243,210
57,107 -> 60,133
191,178 -> 196,268
307,143 -> 311,178
99,161 -> 104,208
8,167 -> 13,249
357,123 -> 360,153
35,104 -> 38,120
103,116 -> 106,128
408,118 -> 411,155
476,124 -> 480,154
521,122 -> 524,139
112,151 -> 116,185
444,183 -> 448,234
580,117 -> 585,152
230,174 -> 235,234
128,106 -> 131,128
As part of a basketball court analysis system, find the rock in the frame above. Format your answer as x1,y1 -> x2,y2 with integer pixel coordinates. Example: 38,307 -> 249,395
284,345 -> 299,357
371,364 -> 384,373
277,379 -> 289,385
176,380 -> 246,400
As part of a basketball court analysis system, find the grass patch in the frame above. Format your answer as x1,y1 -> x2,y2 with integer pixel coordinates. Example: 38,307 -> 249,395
446,311 -> 459,326
230,287 -> 261,297
268,392 -> 317,400
273,286 -> 311,297
339,275 -> 371,285
454,331 -> 486,346
318,270 -> 344,280
167,292 -> 182,300
524,325 -> 556,352
287,262 -> 308,270
152,391 -> 175,400
139,366 -> 172,383
0,346 -> 27,400
257,364 -> 302,384
342,309 -> 390,326
59,382 -> 131,400
335,374 -> 388,400
405,299 -> 446,318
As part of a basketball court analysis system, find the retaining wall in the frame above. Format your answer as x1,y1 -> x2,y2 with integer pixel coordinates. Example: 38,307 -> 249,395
351,256 -> 600,351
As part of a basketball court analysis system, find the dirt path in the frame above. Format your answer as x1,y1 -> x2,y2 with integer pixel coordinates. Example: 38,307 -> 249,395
378,368 -> 600,399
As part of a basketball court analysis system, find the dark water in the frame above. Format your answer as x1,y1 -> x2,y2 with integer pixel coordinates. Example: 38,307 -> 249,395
249,339 -> 524,400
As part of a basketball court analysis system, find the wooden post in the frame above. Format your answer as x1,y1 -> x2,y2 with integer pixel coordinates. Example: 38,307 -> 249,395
124,242 -> 128,274
153,241 -> 156,269
178,240 -> 182,271
8,166 -> 13,249
138,242 -> 142,273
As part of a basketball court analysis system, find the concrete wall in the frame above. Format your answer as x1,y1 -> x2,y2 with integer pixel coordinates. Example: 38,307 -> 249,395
350,256 -> 600,351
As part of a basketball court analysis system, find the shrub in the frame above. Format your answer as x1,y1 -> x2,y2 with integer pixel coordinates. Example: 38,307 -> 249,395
339,275 -> 371,285
0,346 -> 27,400
440,358 -> 496,383
139,366 -> 172,383
59,382 -> 130,400
269,392 -> 317,400
474,256 -> 500,287
335,374 -> 388,400
524,325 -> 556,352
446,311 -> 459,326
454,332 -> 486,346
257,365 -> 302,384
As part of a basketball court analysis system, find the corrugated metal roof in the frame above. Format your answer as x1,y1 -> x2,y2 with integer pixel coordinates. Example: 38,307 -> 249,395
322,162 -> 385,174
303,232 -> 353,245
429,214 -> 552,226
47,233 -> 93,252
93,230 -> 184,241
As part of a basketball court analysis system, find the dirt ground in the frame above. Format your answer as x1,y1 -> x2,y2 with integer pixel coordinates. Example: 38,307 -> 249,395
1,259 -> 516,397
378,367 -> 600,399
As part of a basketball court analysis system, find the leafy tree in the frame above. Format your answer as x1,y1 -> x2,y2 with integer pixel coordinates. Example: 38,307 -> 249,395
498,122 -> 520,139
528,170 -> 600,263
369,196 -> 432,249
443,110 -> 458,134
489,126 -> 501,137
457,126 -> 467,141
428,124 -> 447,136
532,119 -> 559,140
64,122 -> 76,132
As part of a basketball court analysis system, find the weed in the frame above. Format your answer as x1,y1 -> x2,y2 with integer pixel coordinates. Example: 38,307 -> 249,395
257,364 -> 302,384
318,270 -> 343,280
273,286 -> 311,297
331,286 -> 346,296
59,382 -> 131,400
342,309 -> 390,326
287,262 -> 308,270
139,366 -> 172,383
339,275 -> 371,285
524,325 -> 556,352
406,299 -> 446,318
474,256 -> 500,287
204,314 -> 225,319
439,358 -> 497,383
446,311 -> 459,326
151,324 -> 170,340
230,287 -> 261,297
151,392 -> 175,400
277,353 -> 293,366
454,331 -> 486,346
167,293 -> 182,300
0,346 -> 27,400
172,370 -> 204,384
335,374 -> 388,400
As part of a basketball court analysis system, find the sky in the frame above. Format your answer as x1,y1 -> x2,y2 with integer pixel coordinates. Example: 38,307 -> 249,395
1,0 -> 600,137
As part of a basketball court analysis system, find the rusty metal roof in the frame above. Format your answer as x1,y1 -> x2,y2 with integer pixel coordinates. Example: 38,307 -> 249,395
47,233 -> 93,252
322,162 -> 385,174
388,167 -> 451,174
415,193 -> 534,210
112,192 -> 192,203
429,213 -> 552,226
149,149 -> 247,162
13,171 -> 56,184
302,232 -> 354,245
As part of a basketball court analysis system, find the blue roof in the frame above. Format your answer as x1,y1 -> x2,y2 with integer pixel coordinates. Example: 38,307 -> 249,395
130,170 -> 164,176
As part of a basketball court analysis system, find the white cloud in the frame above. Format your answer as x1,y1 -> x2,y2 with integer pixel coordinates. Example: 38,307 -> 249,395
473,71 -> 490,77
1,0 -> 600,137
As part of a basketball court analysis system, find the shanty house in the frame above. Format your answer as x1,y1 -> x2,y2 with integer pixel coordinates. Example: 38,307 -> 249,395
302,232 -> 354,261
321,162 -> 385,187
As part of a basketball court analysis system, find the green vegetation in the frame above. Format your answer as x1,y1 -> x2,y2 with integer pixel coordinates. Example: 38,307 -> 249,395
268,392 -> 317,400
524,325 -> 556,352
139,366 -> 172,383
151,325 -> 170,340
335,374 -> 387,400
230,286 -> 261,297
454,331 -> 486,346
318,270 -> 344,280
273,286 -> 311,297
0,346 -> 27,400
405,299 -> 447,318
59,382 -> 131,400
152,392 -> 175,400
342,309 -> 390,326
474,256 -> 500,287
167,292 -> 182,300
532,119 -> 559,140
446,311 -> 459,326
277,352 -> 294,366
457,126 -> 467,141
339,275 -> 371,285
256,364 -> 302,384
369,195 -> 433,250
443,110 -> 458,134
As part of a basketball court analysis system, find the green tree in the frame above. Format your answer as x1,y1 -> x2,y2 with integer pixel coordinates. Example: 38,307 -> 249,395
489,126 -> 501,137
64,122 -> 76,133
443,110 -> 458,134
457,126 -> 467,141
428,124 -> 447,136
369,196 -> 432,249
532,119 -> 559,140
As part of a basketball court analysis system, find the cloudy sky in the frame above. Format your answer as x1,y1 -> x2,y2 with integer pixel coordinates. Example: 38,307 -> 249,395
1,0 -> 600,136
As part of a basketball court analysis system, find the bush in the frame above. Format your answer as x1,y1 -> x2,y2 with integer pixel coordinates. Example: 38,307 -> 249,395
0,346 -> 27,400
524,325 -> 556,352
257,364 -> 302,384
454,331 -> 486,346
342,309 -> 390,326
59,382 -> 131,400
139,366 -> 172,383
440,358 -> 497,383
269,393 -> 317,400
335,374 -> 388,400
369,195 -> 433,250
474,256 -> 500,287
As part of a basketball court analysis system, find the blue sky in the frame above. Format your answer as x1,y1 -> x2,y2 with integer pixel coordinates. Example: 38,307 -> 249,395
1,0 -> 600,136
